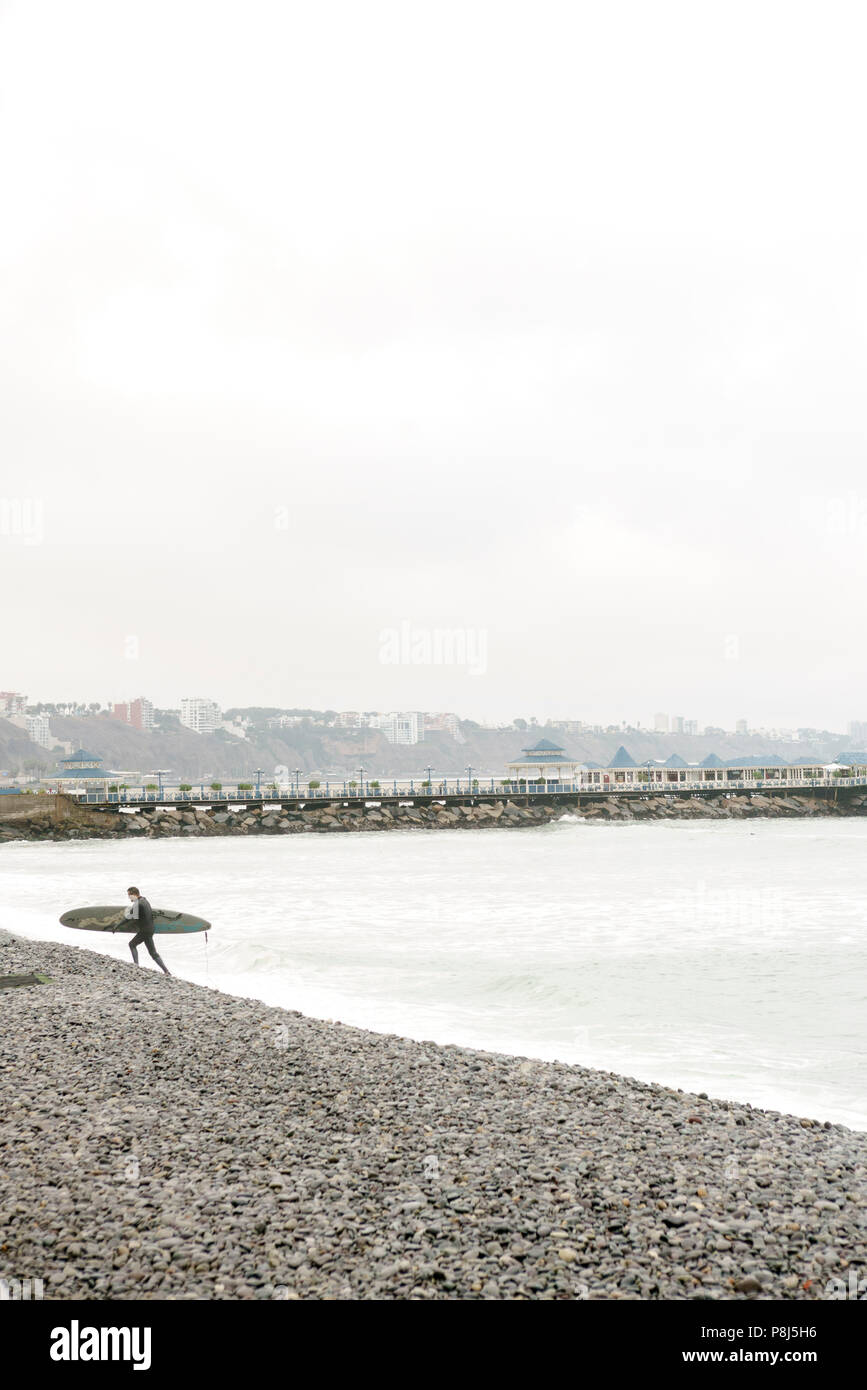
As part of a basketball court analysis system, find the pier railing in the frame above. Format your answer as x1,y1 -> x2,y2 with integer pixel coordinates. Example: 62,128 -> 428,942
54,774 -> 867,806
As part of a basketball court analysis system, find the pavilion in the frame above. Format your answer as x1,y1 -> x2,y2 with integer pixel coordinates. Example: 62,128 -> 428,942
56,749 -> 108,789
506,737 -> 585,783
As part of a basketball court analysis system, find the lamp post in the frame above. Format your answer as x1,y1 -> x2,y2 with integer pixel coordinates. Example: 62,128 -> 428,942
358,765 -> 365,796
425,765 -> 434,794
254,767 -> 263,798
148,769 -> 171,800
466,765 -> 473,795
293,768 -> 301,797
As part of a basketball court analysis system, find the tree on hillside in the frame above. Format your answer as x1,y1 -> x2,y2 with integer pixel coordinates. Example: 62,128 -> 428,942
224,707 -> 284,723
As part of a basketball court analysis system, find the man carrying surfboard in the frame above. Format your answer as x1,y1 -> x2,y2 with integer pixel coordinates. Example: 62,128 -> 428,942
118,887 -> 171,976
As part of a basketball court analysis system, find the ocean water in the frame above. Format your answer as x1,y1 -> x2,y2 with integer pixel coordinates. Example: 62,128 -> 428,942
1,818 -> 865,1130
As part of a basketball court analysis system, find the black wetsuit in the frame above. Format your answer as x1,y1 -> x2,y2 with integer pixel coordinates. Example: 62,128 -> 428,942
129,896 -> 170,975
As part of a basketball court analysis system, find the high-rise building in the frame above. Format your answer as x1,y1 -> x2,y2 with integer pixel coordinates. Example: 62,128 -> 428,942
654,712 -> 669,732
847,720 -> 867,745
683,720 -> 698,736
26,713 -> 52,748
548,719 -> 586,735
368,711 -> 422,745
672,715 -> 684,734
0,691 -> 27,716
424,712 -> 459,738
736,719 -> 749,735
129,698 -> 154,731
180,698 -> 221,735
111,698 -> 155,731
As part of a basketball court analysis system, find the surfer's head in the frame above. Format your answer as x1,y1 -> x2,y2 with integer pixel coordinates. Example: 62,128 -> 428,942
127,887 -> 140,899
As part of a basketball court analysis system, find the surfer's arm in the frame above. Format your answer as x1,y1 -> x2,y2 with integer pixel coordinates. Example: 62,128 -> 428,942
114,902 -> 137,933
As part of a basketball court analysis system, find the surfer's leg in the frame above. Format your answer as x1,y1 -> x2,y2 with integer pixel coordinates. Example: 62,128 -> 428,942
142,932 -> 171,976
129,931 -> 143,965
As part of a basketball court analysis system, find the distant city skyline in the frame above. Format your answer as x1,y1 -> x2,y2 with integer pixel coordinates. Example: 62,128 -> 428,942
4,686 -> 866,742
1,680 -> 865,737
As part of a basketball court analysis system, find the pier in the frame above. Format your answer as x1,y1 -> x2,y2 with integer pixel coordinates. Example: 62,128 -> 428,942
43,767 -> 867,811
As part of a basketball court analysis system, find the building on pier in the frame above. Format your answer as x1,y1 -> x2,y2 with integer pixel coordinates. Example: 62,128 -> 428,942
608,745 -> 637,768
568,754 -> 867,790
506,737 -> 585,783
56,749 -> 109,789
503,740 -> 867,792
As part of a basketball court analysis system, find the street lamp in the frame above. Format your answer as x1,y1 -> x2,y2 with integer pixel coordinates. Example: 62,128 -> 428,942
466,765 -> 473,795
148,769 -> 171,800
425,765 -> 435,793
358,765 -> 365,796
254,767 -> 263,798
293,768 -> 301,796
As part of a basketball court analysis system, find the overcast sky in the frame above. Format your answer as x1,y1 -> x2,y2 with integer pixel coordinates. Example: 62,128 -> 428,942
2,1 -> 866,728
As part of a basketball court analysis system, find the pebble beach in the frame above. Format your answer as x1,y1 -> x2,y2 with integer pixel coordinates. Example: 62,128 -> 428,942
2,929 -> 866,1302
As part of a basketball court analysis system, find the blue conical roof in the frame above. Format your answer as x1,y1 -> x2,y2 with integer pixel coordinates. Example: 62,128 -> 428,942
608,745 -> 637,768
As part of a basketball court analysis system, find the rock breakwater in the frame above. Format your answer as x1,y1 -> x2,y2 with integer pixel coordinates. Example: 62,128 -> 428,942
2,789 -> 867,844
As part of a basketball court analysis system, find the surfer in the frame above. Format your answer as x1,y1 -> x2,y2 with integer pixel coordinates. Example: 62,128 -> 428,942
119,887 -> 171,976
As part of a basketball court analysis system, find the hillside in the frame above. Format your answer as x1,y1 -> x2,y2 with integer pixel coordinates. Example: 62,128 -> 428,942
0,713 -> 849,784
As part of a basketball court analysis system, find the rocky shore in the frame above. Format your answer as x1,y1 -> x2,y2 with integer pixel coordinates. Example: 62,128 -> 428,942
2,788 -> 867,843
1,930 -> 865,1301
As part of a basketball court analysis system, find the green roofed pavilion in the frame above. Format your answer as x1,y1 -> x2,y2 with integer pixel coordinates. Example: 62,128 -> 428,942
507,737 -> 583,783
56,749 -> 107,785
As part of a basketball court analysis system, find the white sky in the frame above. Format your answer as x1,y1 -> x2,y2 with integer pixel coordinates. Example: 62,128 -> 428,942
2,0 -> 866,727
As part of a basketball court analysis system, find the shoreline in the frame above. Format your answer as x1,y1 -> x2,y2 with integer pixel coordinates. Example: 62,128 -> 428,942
3,788 -> 867,843
2,930 -> 865,1300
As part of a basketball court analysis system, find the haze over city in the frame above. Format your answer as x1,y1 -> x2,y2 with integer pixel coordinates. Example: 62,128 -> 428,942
2,1 -> 867,731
